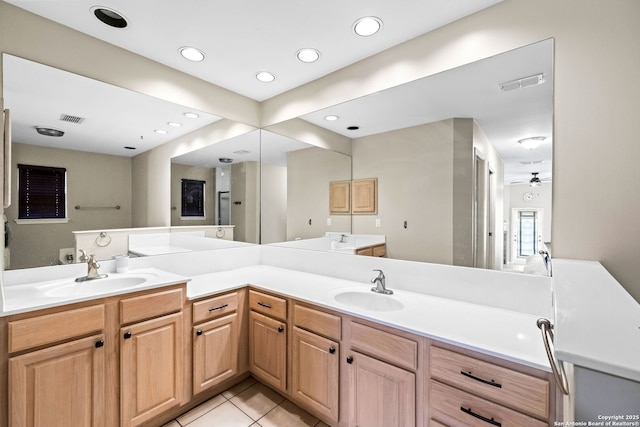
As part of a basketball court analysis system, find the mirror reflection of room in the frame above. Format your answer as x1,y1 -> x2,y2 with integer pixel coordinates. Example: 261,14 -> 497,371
265,39 -> 553,273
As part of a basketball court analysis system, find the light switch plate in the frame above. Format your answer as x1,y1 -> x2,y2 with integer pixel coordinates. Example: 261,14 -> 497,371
375,218 -> 381,227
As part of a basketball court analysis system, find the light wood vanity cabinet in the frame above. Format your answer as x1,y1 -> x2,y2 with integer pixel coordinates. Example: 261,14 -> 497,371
291,303 -> 341,423
355,243 -> 386,257
192,291 -> 241,395
7,305 -> 107,427
249,289 -> 288,392
119,288 -> 186,427
344,321 -> 418,427
427,344 -> 555,427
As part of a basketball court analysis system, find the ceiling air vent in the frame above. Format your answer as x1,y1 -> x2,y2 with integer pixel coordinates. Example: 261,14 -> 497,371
60,114 -> 85,124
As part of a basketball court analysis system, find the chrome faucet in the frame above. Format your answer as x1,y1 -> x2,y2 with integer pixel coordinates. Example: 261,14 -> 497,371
339,233 -> 348,243
371,269 -> 393,294
76,253 -> 108,282
539,250 -> 553,277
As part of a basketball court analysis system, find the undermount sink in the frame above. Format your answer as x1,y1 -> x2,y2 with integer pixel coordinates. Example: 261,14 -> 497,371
332,289 -> 404,312
43,275 -> 151,298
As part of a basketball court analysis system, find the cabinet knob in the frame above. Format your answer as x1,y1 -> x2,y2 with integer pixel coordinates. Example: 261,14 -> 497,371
196,330 -> 203,336
95,340 -> 104,348
346,356 -> 353,364
277,326 -> 284,333
329,347 -> 336,354
124,332 -> 132,339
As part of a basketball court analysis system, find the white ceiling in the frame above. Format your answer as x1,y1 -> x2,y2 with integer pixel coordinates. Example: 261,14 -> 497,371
2,54 -> 221,157
300,39 -> 553,184
3,0 -> 552,185
5,0 -> 502,101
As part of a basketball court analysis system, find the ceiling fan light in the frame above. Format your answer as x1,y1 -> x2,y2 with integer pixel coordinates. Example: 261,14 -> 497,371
529,172 -> 542,187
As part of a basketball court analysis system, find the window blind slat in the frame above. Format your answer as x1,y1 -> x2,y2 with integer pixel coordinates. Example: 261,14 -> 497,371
18,164 -> 66,219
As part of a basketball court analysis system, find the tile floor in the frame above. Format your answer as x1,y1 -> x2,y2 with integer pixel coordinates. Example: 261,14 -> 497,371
162,377 -> 330,427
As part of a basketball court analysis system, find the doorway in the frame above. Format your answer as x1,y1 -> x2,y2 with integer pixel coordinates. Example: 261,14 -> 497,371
510,208 -> 544,264
217,191 -> 230,225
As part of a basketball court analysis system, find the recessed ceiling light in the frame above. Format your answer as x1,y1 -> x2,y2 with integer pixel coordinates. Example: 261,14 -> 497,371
92,7 -> 128,28
324,115 -> 339,121
256,71 -> 276,83
219,158 -> 233,163
353,16 -> 382,37
154,129 -> 168,135
296,48 -> 320,63
168,122 -> 182,127
35,126 -> 64,137
518,136 -> 546,149
179,46 -> 206,62
183,112 -> 199,119
347,126 -> 360,131
124,146 -> 136,150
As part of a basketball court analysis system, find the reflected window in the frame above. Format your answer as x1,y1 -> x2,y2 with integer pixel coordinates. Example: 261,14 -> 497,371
18,164 -> 67,219
181,179 -> 205,217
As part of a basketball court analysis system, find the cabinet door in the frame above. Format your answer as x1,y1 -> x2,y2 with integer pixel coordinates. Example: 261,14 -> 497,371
193,312 -> 239,395
292,327 -> 339,422
121,312 -> 184,427
346,351 -> 415,427
249,310 -> 287,392
9,334 -> 106,427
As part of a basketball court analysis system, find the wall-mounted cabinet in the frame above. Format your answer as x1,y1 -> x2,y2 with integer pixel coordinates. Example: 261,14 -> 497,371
351,178 -> 377,214
329,181 -> 351,214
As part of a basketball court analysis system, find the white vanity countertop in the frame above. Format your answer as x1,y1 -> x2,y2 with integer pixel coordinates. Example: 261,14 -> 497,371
553,259 -> 640,382
188,265 -> 551,372
1,267 -> 190,316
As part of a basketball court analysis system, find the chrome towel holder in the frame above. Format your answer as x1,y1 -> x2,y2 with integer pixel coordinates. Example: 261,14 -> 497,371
537,318 -> 570,395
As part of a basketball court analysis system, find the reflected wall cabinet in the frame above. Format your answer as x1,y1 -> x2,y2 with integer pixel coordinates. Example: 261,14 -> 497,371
330,181 -> 351,214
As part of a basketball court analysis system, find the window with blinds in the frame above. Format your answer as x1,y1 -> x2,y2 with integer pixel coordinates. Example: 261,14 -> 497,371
181,179 -> 205,217
18,164 -> 67,219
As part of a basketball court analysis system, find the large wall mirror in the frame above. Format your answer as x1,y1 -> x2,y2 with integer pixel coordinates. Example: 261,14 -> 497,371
1,53 -> 255,269
263,39 -> 553,273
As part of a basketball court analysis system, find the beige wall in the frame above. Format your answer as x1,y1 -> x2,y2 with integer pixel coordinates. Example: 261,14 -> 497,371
260,164 -> 287,244
6,143 -> 132,269
170,163 -> 215,226
231,161 -> 260,244
286,147 -> 352,240
352,119 -> 503,266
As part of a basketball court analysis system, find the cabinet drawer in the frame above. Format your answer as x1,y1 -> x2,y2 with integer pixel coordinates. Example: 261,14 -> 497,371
294,303 -> 341,340
350,322 -> 417,371
249,289 -> 287,321
430,346 -> 549,419
8,304 -> 105,353
372,244 -> 386,257
193,292 -> 238,324
120,287 -> 183,324
430,380 -> 547,427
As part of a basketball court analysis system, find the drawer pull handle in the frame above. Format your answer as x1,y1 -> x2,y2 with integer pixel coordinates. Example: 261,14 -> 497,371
124,332 -> 132,340
277,326 -> 284,333
95,340 -> 104,348
209,304 -> 229,312
196,330 -> 203,336
329,347 -> 336,354
537,318 -> 570,395
346,356 -> 353,364
258,301 -> 272,309
460,370 -> 502,388
461,407 -> 502,427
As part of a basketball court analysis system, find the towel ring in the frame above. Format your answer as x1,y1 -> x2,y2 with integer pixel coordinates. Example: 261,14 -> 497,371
537,318 -> 570,395
216,227 -> 225,238
95,232 -> 112,247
